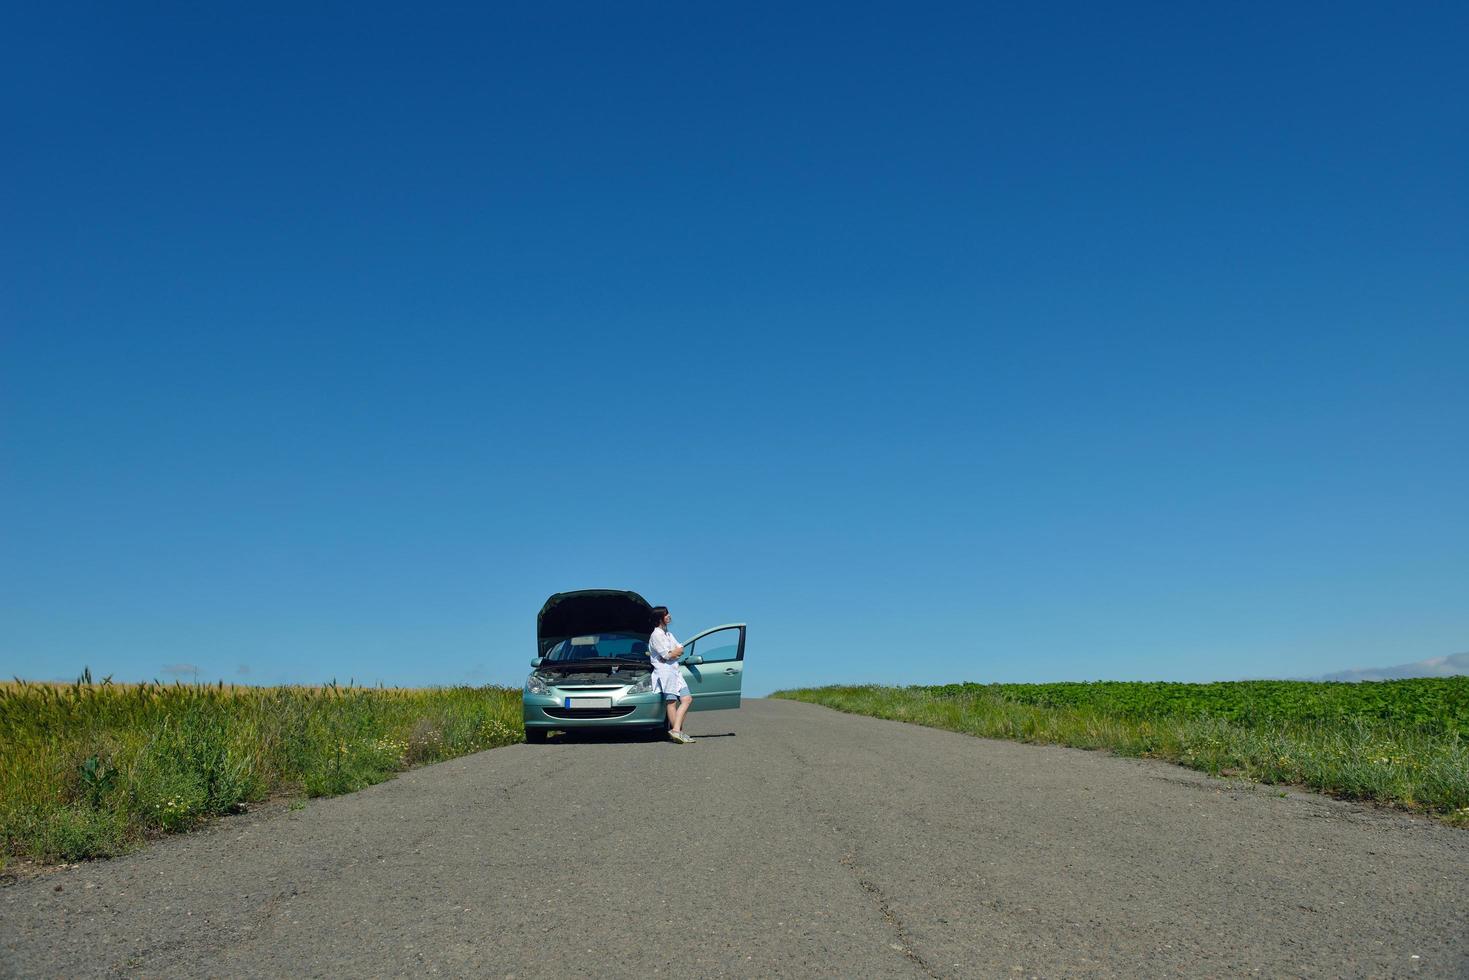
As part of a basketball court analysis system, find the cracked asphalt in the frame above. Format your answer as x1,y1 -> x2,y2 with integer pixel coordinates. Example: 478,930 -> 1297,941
4,698 -> 1468,978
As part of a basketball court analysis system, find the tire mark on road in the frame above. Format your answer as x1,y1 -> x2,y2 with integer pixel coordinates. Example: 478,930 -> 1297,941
495,755 -> 574,801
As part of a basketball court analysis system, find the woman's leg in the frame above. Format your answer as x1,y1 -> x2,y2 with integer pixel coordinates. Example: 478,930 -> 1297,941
673,695 -> 692,732
665,698 -> 679,730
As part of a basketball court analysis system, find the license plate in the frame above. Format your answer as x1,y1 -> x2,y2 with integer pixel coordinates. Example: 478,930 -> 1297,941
565,697 -> 613,709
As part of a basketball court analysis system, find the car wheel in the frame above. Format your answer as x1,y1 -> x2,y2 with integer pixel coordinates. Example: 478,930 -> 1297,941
525,727 -> 549,743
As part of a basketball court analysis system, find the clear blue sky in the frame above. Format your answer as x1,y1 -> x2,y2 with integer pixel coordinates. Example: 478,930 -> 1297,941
3,3 -> 1466,696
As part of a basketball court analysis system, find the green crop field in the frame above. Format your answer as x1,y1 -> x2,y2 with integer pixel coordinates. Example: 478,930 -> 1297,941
0,674 -> 524,866
774,679 -> 1469,823
923,679 -> 1469,735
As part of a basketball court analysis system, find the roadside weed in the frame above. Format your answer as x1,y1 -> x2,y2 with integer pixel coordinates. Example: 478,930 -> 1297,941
774,680 -> 1469,822
1,677 -> 522,864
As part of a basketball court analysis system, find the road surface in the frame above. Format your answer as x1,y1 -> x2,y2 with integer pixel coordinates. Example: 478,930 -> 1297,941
4,698 -> 1467,978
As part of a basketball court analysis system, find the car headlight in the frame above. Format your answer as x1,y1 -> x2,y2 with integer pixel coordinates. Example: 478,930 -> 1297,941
525,673 -> 552,696
627,674 -> 654,694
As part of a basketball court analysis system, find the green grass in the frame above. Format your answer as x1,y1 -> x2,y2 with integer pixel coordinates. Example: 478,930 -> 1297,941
1,674 -> 524,865
773,679 -> 1469,824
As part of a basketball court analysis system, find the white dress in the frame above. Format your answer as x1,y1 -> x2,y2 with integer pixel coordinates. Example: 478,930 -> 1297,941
647,627 -> 688,696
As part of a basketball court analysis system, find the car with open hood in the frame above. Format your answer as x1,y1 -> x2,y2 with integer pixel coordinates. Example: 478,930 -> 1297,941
522,589 -> 746,742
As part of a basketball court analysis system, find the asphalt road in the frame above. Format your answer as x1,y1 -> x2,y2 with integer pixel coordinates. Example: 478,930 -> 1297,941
4,698 -> 1467,978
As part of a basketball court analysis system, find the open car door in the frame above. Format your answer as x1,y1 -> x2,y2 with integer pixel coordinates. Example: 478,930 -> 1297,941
679,623 -> 745,712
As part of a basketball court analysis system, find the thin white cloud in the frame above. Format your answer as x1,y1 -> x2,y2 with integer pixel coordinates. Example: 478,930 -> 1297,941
1314,651 -> 1469,682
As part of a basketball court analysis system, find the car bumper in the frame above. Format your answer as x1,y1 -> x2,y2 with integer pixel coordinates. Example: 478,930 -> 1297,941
522,692 -> 668,730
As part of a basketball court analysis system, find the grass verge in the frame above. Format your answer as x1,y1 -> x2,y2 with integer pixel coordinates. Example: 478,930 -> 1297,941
772,681 -> 1469,825
1,676 -> 523,865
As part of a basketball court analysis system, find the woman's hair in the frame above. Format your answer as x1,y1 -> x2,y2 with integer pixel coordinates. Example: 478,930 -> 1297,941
650,606 -> 669,628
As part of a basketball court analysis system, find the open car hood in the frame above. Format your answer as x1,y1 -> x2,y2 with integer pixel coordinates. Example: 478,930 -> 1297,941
537,590 -> 654,657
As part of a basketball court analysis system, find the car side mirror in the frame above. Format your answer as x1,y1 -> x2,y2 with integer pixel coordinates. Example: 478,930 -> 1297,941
688,655 -> 704,665
531,657 -> 544,668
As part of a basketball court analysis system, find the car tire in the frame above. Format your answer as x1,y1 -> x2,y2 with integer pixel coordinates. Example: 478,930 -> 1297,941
525,727 -> 549,743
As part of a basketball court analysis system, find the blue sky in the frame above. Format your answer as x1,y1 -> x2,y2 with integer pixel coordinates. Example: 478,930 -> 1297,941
3,3 -> 1466,696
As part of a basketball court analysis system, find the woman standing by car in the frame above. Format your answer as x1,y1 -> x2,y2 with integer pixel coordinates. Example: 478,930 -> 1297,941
648,606 -> 695,743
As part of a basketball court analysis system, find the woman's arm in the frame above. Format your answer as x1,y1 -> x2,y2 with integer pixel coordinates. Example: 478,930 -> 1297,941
649,631 -> 683,661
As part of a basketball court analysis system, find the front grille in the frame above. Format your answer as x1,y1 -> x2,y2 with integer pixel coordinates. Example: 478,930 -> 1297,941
544,706 -> 637,720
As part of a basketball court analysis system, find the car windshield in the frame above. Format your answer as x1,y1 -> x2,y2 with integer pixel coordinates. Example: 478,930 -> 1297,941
543,632 -> 650,662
